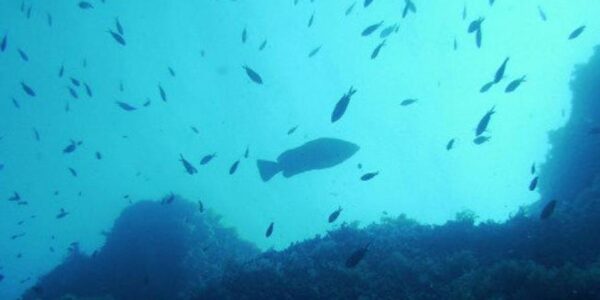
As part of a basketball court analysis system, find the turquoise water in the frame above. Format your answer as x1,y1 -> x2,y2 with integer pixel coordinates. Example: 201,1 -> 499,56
1,1 -> 599,299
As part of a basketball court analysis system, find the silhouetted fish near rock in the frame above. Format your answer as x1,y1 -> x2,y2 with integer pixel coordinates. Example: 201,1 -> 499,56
331,86 -> 357,123
308,46 -> 321,58
371,39 -> 386,59
402,0 -> 416,18
400,98 -> 418,106
243,65 -> 263,84
446,138 -> 455,150
328,207 -> 342,223
529,176 -> 538,191
346,243 -> 370,268
361,171 -> 379,181
229,160 -> 240,174
200,153 -> 216,165
162,193 -> 175,205
505,75 -> 526,93
257,138 -> 359,181
18,49 -> 29,61
0,34 -> 6,52
540,200 -> 557,220
56,208 -> 69,219
116,101 -> 136,111
21,81 -> 35,97
63,140 -> 82,154
480,81 -> 494,93
362,21 -> 384,36
180,154 -> 197,175
265,222 -> 274,238
476,106 -> 495,136
108,30 -> 126,46
473,136 -> 491,145
568,25 -> 585,40
78,1 -> 93,9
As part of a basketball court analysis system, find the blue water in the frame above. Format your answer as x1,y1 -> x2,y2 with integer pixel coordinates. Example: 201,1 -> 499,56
1,1 -> 599,299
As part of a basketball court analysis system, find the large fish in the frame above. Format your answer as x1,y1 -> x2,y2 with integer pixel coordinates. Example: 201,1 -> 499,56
256,137 -> 359,182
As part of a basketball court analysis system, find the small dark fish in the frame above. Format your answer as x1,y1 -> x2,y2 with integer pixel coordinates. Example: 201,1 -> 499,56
446,138 -> 455,151
8,192 -> 21,201
0,163 -> 4,171
480,81 -> 494,93
243,65 -> 263,84
462,5 -> 467,20
158,84 -> 167,102
180,154 -> 198,175
346,243 -> 370,268
345,2 -> 356,16
200,153 -> 216,165
108,30 -> 126,46
331,86 -> 357,123
47,13 -> 53,27
265,222 -> 274,238
258,39 -> 267,51
26,6 -> 31,19
568,25 -> 585,40
115,17 -> 124,35
18,49 -> 29,61
361,171 -> 379,181
287,125 -> 298,135
11,233 -> 25,240
473,136 -> 491,145
364,0 -> 373,8
468,17 -> 484,33
308,46 -> 321,58
505,75 -> 526,93
191,126 -> 199,134
531,163 -> 536,174
168,67 -> 176,77
361,21 -> 384,37
529,176 -> 538,191
116,101 -> 136,111
537,6 -> 547,22
379,24 -> 397,39
476,106 -> 495,136
70,77 -> 81,87
78,1 -> 93,9
12,97 -> 20,109
489,0 -> 495,6
308,12 -> 314,28
84,83 -> 92,97
475,28 -> 482,48
328,206 -> 342,223
198,200 -> 204,213
371,39 -> 386,59
143,99 -> 151,107
68,87 -> 79,99
244,146 -> 250,158
33,128 -> 40,141
56,208 -> 69,219
162,193 -> 175,205
400,98 -> 418,106
540,200 -> 557,220
95,152 -> 102,160
68,167 -> 78,177
0,34 -> 6,52
119,81 -> 124,92
494,57 -> 510,83
63,140 -> 82,154
58,65 -> 64,77
402,0 -> 416,18
229,160 -> 240,175
21,81 -> 36,97
241,27 -> 247,43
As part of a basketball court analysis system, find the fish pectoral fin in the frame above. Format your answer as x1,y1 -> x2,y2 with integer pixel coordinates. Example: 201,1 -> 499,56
256,159 -> 281,182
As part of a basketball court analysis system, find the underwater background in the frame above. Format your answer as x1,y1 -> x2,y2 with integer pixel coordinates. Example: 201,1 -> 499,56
1,0 -> 600,299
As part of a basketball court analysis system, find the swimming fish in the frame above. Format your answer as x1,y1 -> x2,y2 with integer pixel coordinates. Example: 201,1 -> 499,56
345,2 -> 356,16
70,77 -> 81,87
257,138 -> 359,182
371,39 -> 386,59
116,101 -> 136,111
505,75 -> 526,93
360,171 -> 379,181
68,87 -> 78,99
243,65 -> 263,84
568,26 -> 585,40
241,27 -> 247,43
56,208 -> 69,219
108,30 -> 126,46
308,46 -> 321,58
8,192 -> 21,201
473,136 -> 491,145
468,17 -> 484,33
361,21 -> 384,36
265,222 -> 274,238
18,49 -> 29,61
168,67 -> 176,77
0,34 -> 6,52
198,200 -> 204,213
84,83 -> 93,97
308,12 -> 314,27
475,28 -> 482,48
531,163 -> 536,174
229,160 -> 240,174
78,1 -> 93,9
21,81 -> 36,97
480,81 -> 494,93
529,176 -> 538,191
537,6 -> 547,22
68,167 -> 78,177
200,153 -> 216,165
379,24 -> 397,39
63,140 -> 82,154
476,106 -> 495,136
159,84 -> 167,102
364,0 -> 373,8
162,193 -> 175,205
345,243 -> 370,268
402,0 -> 416,18
33,128 -> 40,141
115,17 -> 124,35
180,154 -> 198,175
259,40 -> 267,51
328,207 -> 343,223
331,86 -> 357,123
400,98 -> 418,106
446,138 -> 455,151
540,200 -> 556,220
95,152 -> 102,160
287,125 -> 298,135
494,57 -> 510,83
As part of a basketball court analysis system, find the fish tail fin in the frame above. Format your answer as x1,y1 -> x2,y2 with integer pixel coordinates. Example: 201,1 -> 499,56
256,159 -> 281,182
